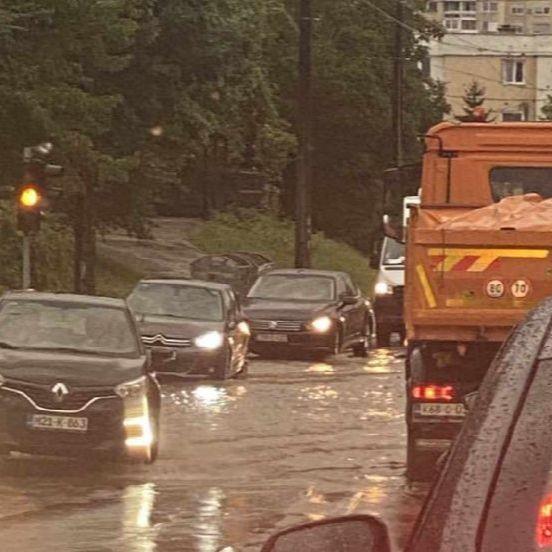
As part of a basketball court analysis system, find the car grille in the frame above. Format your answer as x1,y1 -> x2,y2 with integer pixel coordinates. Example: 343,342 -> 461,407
141,334 -> 192,348
2,381 -> 117,412
249,320 -> 304,332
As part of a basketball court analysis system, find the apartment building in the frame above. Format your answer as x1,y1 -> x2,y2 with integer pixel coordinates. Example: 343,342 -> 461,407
426,1 -> 552,34
428,34 -> 552,121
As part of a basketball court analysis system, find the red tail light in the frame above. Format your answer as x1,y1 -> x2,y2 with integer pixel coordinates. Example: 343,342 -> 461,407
412,384 -> 454,401
537,495 -> 552,547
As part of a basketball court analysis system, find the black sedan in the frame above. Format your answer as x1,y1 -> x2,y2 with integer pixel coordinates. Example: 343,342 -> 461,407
242,269 -> 375,357
260,297 -> 552,551
127,279 -> 249,380
0,292 -> 160,463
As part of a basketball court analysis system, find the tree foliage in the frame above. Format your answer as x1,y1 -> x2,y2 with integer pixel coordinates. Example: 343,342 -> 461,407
456,80 -> 493,122
0,0 -> 447,290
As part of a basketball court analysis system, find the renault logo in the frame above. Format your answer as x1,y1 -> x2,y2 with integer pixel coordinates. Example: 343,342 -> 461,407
51,383 -> 69,403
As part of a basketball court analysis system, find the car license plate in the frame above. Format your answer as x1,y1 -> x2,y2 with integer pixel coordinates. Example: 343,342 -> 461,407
28,414 -> 88,432
416,403 -> 466,417
256,333 -> 288,343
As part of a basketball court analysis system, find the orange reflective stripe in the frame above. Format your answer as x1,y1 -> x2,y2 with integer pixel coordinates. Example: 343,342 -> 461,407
416,264 -> 437,308
428,248 -> 549,273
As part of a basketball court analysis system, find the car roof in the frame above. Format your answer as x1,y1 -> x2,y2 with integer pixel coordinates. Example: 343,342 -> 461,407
136,278 -> 231,291
261,268 -> 346,278
2,291 -> 128,309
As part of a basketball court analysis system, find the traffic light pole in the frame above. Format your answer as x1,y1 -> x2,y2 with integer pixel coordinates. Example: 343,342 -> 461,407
22,234 -> 31,289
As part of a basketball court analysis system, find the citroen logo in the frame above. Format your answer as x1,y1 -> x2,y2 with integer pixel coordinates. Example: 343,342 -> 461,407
51,383 -> 69,403
268,321 -> 278,330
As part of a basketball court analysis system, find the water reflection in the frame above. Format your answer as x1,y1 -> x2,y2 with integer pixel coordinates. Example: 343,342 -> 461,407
194,486 -> 225,552
122,483 -> 158,552
306,363 -> 335,373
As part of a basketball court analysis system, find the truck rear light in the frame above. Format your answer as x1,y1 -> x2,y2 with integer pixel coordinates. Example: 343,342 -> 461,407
537,495 -> 552,547
412,384 -> 454,401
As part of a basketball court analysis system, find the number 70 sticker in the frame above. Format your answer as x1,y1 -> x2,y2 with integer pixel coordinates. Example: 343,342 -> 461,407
486,279 -> 531,299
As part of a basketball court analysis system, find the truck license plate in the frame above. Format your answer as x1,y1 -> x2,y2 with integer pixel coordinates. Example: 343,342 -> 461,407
28,414 -> 88,432
417,403 -> 466,417
256,333 -> 288,343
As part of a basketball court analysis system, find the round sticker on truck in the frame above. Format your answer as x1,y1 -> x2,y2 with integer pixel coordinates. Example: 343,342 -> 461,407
486,280 -> 505,298
511,279 -> 531,299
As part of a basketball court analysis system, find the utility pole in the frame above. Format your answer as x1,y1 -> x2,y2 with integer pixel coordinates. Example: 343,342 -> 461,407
295,0 -> 312,268
393,0 -> 404,169
22,236 -> 31,289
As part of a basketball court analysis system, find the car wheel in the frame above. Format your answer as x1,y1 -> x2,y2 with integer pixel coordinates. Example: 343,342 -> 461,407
352,323 -> 370,357
376,326 -> 391,348
330,329 -> 342,356
236,361 -> 249,379
214,346 -> 231,380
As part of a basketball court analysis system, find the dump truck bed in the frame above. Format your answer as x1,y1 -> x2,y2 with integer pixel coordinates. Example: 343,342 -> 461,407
406,197 -> 552,342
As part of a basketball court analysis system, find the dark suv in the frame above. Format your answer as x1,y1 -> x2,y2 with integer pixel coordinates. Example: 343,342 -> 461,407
0,292 -> 160,463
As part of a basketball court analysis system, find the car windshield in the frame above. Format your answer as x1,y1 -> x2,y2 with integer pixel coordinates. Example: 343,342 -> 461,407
382,238 -> 405,265
128,283 -> 224,321
0,300 -> 139,356
491,167 -> 552,201
248,275 -> 336,301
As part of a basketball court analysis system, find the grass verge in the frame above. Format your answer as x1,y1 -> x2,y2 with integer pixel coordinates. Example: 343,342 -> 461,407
191,212 -> 376,294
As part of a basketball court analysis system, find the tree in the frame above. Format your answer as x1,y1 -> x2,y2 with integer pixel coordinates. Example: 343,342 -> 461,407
541,95 -> 552,120
456,80 -> 494,122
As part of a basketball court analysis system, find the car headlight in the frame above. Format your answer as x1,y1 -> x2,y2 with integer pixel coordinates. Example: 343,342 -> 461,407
375,282 -> 393,295
237,321 -> 250,336
195,331 -> 224,350
115,375 -> 147,399
311,316 -> 332,333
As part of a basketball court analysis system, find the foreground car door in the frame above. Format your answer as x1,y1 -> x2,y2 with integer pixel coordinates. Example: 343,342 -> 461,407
408,300 -> 552,551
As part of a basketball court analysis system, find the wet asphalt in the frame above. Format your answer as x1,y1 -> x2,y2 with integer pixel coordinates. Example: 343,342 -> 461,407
0,347 -> 427,552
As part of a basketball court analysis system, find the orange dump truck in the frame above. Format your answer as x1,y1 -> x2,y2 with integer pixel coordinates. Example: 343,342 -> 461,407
403,121 -> 552,479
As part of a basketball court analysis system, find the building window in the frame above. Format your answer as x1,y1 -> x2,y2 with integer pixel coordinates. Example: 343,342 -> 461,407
444,18 -> 460,29
511,5 -> 525,15
481,1 -> 498,12
483,21 -> 499,32
444,1 -> 461,11
427,1 -> 438,12
502,59 -> 525,84
534,5 -> 551,15
461,19 -> 477,30
462,1 -> 476,11
534,22 -> 551,33
502,112 -> 524,122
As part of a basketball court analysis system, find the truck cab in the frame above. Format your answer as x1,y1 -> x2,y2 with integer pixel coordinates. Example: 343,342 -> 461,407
397,122 -> 552,480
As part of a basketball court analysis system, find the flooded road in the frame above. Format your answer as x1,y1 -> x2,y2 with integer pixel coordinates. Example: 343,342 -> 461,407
0,348 -> 427,551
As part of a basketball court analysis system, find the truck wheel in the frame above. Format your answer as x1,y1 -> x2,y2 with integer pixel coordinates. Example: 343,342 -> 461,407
376,326 -> 391,348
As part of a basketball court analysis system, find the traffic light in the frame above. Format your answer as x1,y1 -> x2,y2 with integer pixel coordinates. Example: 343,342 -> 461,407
17,183 -> 43,234
16,142 -> 63,234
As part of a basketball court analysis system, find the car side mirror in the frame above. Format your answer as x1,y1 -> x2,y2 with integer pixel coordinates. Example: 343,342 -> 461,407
340,294 -> 358,306
260,515 -> 391,552
383,214 -> 404,243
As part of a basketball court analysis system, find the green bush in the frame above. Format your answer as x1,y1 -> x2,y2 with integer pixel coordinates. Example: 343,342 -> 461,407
192,211 -> 376,294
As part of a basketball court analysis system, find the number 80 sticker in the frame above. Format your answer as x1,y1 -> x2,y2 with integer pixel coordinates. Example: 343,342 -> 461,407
486,280 -> 505,298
